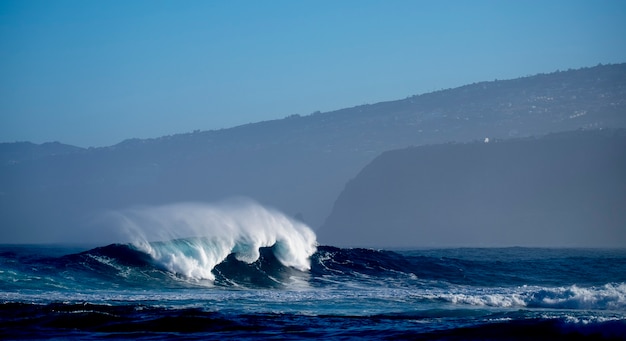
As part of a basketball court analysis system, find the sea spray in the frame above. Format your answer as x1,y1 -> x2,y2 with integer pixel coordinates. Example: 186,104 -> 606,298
113,198 -> 317,280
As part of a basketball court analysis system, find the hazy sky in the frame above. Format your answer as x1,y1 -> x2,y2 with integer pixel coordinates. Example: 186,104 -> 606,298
1,0 -> 625,147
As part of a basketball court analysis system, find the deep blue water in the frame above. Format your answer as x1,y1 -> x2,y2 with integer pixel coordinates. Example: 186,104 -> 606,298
1,243 -> 625,340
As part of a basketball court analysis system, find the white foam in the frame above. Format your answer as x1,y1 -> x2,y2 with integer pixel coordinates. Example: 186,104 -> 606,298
420,283 -> 626,310
527,283 -> 626,310
113,198 -> 317,281
445,291 -> 527,307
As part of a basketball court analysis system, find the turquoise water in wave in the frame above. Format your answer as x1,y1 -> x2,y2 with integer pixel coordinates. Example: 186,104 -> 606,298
1,244 -> 625,340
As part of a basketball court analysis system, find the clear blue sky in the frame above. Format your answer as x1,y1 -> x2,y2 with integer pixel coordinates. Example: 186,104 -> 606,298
1,0 -> 625,147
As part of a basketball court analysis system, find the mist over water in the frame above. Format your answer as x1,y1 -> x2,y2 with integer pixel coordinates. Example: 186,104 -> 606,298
108,198 -> 317,281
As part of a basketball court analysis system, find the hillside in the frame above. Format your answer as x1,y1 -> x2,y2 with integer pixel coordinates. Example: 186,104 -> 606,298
0,141 -> 83,165
319,130 -> 626,248
1,64 -> 625,243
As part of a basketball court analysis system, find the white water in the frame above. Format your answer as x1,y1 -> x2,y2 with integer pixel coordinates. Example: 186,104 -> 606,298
418,283 -> 626,310
113,198 -> 317,280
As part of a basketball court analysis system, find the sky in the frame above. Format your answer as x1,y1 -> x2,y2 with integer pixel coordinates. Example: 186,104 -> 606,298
1,0 -> 625,148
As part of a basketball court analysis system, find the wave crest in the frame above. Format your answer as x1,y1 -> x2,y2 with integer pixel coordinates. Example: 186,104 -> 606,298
113,199 -> 317,280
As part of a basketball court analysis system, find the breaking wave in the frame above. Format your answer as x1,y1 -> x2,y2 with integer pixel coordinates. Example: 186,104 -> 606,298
111,199 -> 317,281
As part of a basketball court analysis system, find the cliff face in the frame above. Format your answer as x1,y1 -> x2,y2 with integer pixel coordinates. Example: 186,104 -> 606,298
319,130 -> 626,248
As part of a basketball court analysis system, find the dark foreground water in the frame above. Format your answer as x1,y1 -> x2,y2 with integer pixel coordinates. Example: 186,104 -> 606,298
1,244 -> 625,340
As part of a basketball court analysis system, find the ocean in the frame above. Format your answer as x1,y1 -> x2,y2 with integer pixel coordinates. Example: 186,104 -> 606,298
1,203 -> 625,340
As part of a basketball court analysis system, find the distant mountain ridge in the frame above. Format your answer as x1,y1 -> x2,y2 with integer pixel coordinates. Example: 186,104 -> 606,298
4,63 -> 625,157
114,63 -> 625,149
1,64 -> 625,243
0,141 -> 82,165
